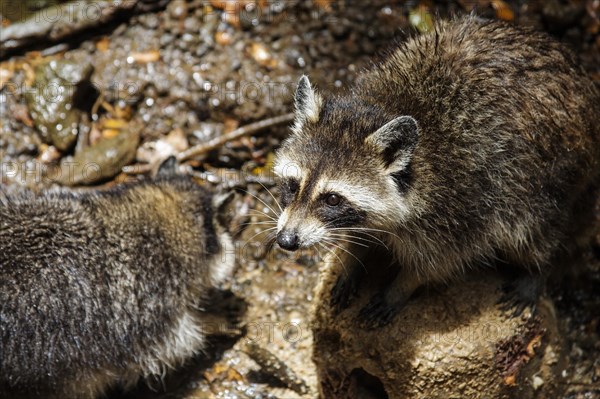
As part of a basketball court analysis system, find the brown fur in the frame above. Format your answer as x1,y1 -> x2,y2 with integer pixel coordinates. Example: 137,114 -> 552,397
0,170 -> 235,398
274,16 -> 600,322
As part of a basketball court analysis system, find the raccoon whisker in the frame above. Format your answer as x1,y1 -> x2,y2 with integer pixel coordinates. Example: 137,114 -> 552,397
322,238 -> 367,273
247,209 -> 278,222
235,221 -> 276,235
317,242 -> 348,277
240,189 -> 281,219
241,221 -> 278,226
257,181 -> 284,215
254,228 -> 279,253
242,226 -> 278,245
328,231 -> 389,250
329,227 -> 402,242
327,233 -> 370,248
263,231 -> 278,253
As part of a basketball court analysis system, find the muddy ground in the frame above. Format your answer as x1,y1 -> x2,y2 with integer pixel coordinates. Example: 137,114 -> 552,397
1,1 -> 599,398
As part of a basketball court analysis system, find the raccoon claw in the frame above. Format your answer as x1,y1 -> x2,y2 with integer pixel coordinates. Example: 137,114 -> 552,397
358,294 -> 399,329
497,276 -> 543,318
330,271 -> 362,313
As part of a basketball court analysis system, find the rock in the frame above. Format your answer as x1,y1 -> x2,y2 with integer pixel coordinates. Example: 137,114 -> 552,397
24,57 -> 93,152
311,249 -> 566,399
55,124 -> 140,186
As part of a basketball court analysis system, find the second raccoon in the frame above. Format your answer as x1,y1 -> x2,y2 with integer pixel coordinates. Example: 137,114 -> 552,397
0,160 -> 236,398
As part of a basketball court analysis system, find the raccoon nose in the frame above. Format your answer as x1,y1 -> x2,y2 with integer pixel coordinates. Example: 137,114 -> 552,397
277,230 -> 300,251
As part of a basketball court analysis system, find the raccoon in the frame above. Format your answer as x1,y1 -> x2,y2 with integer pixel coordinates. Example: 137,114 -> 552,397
274,16 -> 600,327
0,158 -> 236,398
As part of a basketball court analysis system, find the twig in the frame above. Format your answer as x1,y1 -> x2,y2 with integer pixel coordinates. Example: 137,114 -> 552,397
177,112 -> 295,162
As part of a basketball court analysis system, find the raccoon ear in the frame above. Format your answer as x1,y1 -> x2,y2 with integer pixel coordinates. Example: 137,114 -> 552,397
213,191 -> 235,213
157,156 -> 178,177
213,191 -> 235,228
367,116 -> 419,171
294,75 -> 322,128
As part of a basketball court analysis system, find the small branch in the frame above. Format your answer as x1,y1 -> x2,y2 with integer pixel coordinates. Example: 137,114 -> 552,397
177,113 -> 295,162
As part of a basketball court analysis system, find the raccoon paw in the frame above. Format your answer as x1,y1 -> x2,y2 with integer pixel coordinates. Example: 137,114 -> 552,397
497,274 -> 543,318
330,273 -> 361,313
357,293 -> 400,329
207,288 -> 247,324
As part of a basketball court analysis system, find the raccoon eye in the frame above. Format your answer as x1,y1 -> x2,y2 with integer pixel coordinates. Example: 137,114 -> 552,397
288,179 -> 299,194
325,194 -> 341,207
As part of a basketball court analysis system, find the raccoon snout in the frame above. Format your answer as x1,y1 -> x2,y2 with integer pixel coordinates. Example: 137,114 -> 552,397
277,229 -> 300,251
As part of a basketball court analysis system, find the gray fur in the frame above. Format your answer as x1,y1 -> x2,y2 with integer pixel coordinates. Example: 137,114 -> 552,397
0,176 -> 235,398
275,16 -> 600,306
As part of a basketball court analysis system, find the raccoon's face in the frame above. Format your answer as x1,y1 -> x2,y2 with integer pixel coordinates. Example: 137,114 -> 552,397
274,76 -> 419,251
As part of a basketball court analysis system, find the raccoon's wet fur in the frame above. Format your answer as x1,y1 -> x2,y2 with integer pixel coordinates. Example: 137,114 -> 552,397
0,160 -> 236,398
274,16 -> 600,326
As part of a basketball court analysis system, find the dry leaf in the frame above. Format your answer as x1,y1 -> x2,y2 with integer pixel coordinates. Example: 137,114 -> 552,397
209,0 -> 260,28
249,43 -> 278,68
491,0 -> 515,21
128,50 -> 161,64
226,367 -> 245,382
96,37 -> 110,52
0,67 -> 14,90
103,119 -> 128,130
503,374 -> 517,386
12,103 -> 34,128
113,104 -> 133,120
526,334 -> 543,357
209,0 -> 254,10
215,31 -> 233,46
102,129 -> 121,139
314,0 -> 333,12
38,145 -> 62,164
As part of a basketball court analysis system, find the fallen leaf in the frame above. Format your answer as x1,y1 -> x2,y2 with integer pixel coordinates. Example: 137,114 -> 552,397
12,104 -> 34,128
96,37 -> 110,52
314,0 -> 333,12
526,334 -> 543,357
38,145 -> 62,164
102,119 -> 128,130
102,129 -> 121,139
491,0 -> 515,21
128,50 -> 161,64
504,374 -> 517,386
226,367 -> 245,382
249,42 -> 278,68
210,0 -> 263,28
0,66 -> 13,90
209,0 -> 254,10
215,31 -> 233,46
114,104 -> 133,121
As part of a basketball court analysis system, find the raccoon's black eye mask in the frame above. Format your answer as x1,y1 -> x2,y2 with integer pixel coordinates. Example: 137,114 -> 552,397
280,178 -> 299,208
315,193 -> 366,227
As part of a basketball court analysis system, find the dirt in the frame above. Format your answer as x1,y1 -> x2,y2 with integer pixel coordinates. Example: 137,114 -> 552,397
1,1 -> 599,398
